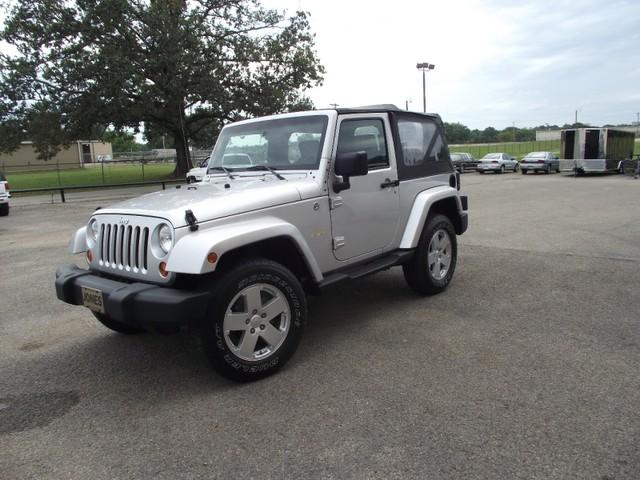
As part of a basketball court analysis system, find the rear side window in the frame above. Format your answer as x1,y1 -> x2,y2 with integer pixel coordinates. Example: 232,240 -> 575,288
336,119 -> 389,169
393,113 -> 451,180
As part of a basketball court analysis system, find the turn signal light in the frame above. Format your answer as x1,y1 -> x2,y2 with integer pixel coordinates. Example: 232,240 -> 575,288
159,261 -> 168,278
86,250 -> 93,263
207,252 -> 218,264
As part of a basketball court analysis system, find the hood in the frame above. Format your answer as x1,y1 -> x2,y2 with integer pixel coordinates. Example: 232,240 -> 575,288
96,175 -> 314,227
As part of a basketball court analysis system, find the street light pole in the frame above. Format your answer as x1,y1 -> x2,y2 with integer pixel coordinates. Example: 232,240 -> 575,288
416,62 -> 435,113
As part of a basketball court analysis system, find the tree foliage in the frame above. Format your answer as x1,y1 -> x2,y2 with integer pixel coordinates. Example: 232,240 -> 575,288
0,0 -> 324,174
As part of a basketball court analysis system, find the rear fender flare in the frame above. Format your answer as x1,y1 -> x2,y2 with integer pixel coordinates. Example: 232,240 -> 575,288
399,186 -> 463,249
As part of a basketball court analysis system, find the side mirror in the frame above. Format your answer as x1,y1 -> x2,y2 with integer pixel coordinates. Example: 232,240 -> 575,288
333,151 -> 368,193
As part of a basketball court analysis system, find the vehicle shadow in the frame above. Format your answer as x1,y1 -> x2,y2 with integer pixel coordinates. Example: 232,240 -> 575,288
3,269 -> 433,402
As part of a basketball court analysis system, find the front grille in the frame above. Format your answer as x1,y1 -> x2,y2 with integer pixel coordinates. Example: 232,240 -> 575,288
99,223 -> 150,273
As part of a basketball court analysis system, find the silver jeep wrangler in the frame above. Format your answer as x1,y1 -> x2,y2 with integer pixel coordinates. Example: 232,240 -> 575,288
56,105 -> 468,381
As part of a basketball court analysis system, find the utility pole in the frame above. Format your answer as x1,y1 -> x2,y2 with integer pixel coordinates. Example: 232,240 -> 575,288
416,62 -> 435,113
329,103 -> 339,109
636,112 -> 639,137
405,99 -> 412,111
575,109 -> 578,124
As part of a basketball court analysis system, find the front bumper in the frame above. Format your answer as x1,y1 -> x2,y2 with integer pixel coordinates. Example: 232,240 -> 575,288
55,265 -> 210,331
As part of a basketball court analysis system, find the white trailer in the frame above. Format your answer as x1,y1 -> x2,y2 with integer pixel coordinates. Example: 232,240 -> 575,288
559,128 -> 635,174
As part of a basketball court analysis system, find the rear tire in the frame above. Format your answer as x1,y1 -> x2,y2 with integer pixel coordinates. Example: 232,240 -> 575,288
93,312 -> 145,334
521,169 -> 527,175
403,214 -> 457,295
500,165 -> 505,174
545,165 -> 550,174
201,258 -> 306,382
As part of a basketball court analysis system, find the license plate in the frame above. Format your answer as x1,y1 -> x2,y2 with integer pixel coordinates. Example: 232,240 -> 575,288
82,286 -> 105,314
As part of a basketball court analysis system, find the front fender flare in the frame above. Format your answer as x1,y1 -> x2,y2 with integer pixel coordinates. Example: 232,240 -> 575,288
69,226 -> 87,253
165,217 -> 323,281
399,186 -> 464,249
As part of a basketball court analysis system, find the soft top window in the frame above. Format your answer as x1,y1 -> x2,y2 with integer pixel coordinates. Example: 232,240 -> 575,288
392,112 -> 452,180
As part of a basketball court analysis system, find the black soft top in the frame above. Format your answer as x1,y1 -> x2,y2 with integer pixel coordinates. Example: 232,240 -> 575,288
334,104 -> 441,120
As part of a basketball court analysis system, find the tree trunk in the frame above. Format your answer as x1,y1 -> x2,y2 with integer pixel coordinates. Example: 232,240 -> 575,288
173,133 -> 192,178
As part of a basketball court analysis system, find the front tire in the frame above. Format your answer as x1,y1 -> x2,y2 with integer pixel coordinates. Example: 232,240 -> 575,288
500,165 -> 505,174
202,259 -> 306,382
0,204 -> 8,216
403,214 -> 457,295
93,312 -> 145,334
513,163 -> 519,172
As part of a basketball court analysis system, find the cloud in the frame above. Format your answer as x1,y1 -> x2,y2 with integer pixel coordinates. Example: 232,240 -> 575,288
265,0 -> 640,128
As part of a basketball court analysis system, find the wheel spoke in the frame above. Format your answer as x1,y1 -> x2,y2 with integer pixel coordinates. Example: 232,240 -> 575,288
237,331 -> 259,358
260,323 -> 286,347
224,312 -> 249,332
441,236 -> 451,253
244,285 -> 263,313
428,250 -> 438,265
262,295 -> 288,322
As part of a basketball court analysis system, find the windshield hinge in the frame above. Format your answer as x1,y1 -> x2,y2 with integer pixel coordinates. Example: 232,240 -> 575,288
185,209 -> 199,231
330,196 -> 343,210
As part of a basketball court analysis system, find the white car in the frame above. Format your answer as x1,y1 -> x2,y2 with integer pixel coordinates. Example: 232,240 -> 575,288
0,171 -> 10,216
186,161 -> 207,183
477,153 -> 518,174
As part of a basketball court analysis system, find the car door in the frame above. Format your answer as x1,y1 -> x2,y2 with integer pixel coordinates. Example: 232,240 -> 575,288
329,114 -> 400,261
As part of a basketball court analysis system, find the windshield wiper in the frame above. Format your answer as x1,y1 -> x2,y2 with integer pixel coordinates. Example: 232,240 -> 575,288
207,166 -> 236,180
242,165 -> 286,180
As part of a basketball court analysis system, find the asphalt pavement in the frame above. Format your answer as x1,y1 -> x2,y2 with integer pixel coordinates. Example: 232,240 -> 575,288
1,172 -> 639,479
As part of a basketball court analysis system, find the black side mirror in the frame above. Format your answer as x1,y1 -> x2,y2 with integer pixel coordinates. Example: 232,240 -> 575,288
333,151 -> 368,193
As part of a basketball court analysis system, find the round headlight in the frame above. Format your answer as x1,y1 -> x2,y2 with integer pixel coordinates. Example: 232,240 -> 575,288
87,219 -> 99,243
158,224 -> 173,254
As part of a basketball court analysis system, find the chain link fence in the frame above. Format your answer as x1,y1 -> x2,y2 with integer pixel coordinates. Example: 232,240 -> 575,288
3,149 -> 212,190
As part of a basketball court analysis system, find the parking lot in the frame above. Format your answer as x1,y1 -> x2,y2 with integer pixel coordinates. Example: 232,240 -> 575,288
1,173 -> 639,479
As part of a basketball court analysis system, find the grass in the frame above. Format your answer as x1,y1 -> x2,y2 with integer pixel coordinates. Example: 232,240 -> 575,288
5,139 -> 640,189
6,163 -> 175,190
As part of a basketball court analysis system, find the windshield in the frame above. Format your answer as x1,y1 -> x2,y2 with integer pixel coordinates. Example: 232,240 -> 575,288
525,152 -> 547,158
209,115 -> 328,171
450,154 -> 463,160
482,153 -> 501,159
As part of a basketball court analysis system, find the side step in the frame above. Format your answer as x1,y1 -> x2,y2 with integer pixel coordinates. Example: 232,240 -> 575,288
315,250 -> 414,290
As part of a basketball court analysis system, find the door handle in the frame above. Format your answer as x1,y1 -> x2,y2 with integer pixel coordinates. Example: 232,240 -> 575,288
380,179 -> 399,189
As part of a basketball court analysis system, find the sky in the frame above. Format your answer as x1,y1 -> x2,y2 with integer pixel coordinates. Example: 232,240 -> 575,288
263,0 -> 640,129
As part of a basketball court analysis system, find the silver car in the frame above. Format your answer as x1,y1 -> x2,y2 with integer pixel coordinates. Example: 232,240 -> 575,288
520,151 -> 560,174
477,153 -> 518,174
56,106 -> 469,382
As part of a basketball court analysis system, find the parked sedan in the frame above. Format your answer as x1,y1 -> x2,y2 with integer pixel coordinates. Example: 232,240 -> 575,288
0,171 -> 10,216
186,160 -> 208,183
450,152 -> 479,173
520,152 -> 560,174
477,153 -> 519,173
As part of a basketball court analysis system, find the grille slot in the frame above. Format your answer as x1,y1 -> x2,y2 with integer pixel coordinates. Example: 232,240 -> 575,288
99,223 -> 150,272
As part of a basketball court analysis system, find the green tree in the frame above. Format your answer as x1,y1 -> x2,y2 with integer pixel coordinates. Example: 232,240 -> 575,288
443,122 -> 471,144
0,0 -> 324,176
104,131 -> 143,153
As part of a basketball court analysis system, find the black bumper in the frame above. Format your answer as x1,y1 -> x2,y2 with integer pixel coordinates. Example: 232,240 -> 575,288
457,195 -> 469,235
55,265 -> 210,331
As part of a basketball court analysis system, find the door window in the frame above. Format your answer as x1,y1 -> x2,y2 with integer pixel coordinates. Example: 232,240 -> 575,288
336,119 -> 389,169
